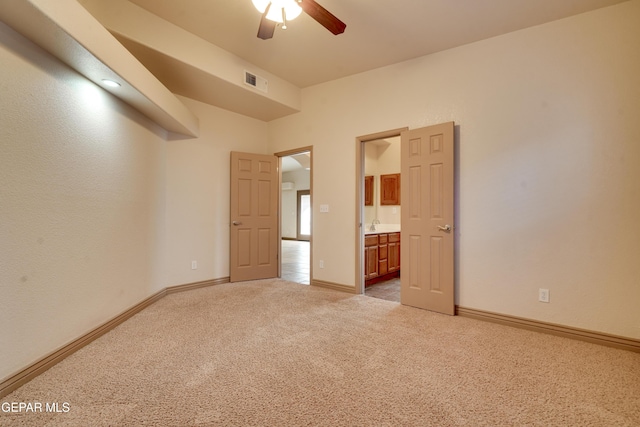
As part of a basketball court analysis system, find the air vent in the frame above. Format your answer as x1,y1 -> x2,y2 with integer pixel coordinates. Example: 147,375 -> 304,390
244,70 -> 268,93
245,72 -> 256,86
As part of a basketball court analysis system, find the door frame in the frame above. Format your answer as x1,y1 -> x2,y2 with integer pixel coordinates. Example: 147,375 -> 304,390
275,146 -> 313,280
355,128 -> 408,295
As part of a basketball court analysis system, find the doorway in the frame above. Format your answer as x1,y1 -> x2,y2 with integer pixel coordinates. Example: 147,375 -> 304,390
362,135 -> 402,302
356,128 -> 406,296
356,124 -> 456,315
355,128 -> 408,302
277,147 -> 312,285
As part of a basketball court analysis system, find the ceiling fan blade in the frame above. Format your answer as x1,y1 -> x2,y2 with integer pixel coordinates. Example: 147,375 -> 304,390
257,3 -> 277,39
299,0 -> 346,35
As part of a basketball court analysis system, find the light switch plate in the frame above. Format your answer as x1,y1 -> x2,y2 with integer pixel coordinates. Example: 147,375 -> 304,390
320,204 -> 329,213
539,288 -> 550,303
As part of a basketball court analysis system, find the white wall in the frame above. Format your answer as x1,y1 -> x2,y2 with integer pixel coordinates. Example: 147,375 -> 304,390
268,1 -> 640,339
0,22 -> 167,379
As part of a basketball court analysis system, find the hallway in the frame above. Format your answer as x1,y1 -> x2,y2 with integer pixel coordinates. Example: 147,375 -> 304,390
281,240 -> 310,285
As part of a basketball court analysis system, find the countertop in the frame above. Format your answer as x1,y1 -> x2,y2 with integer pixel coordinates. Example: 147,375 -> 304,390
364,224 -> 401,235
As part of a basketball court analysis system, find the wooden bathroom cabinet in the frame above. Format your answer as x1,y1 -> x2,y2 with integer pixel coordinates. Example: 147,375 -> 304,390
365,232 -> 400,286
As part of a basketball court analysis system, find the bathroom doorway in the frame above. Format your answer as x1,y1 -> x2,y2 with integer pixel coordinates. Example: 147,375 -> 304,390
363,136 -> 402,302
356,128 -> 407,299
277,147 -> 312,285
356,123 -> 457,315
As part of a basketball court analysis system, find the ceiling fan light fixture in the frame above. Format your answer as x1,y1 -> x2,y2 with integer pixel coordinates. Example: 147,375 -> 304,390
252,0 -> 302,23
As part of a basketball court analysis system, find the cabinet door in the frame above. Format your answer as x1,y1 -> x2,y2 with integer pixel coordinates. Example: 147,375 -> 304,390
364,175 -> 374,206
380,173 -> 401,205
388,233 -> 400,272
388,241 -> 400,272
364,235 -> 379,279
366,246 -> 379,279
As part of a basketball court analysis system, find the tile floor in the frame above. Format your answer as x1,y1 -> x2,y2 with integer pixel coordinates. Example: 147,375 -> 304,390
280,239 -> 400,302
365,278 -> 400,302
281,239 -> 310,285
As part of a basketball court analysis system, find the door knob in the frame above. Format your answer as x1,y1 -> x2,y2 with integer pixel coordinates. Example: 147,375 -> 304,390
438,224 -> 451,232
232,221 -> 242,226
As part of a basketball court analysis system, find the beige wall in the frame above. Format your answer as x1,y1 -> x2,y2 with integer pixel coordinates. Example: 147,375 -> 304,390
364,137 -> 401,225
268,2 -> 640,338
2,0 -> 639,385
0,21 -> 166,378
164,97 -> 267,286
0,22 -> 267,380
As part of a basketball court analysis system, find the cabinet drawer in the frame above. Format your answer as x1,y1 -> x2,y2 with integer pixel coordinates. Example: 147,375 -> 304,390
378,234 -> 388,244
365,235 -> 378,247
389,233 -> 400,243
379,244 -> 388,260
379,260 -> 388,275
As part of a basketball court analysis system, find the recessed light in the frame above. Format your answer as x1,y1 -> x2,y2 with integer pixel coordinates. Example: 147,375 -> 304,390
101,79 -> 121,88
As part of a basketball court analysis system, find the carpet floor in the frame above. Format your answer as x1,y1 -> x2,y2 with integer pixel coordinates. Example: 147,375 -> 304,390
2,279 -> 639,426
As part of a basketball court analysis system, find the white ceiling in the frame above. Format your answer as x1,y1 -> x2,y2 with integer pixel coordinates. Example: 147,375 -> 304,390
127,0 -> 628,88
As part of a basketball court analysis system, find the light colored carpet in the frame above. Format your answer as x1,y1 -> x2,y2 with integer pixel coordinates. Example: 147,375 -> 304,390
2,279 -> 639,426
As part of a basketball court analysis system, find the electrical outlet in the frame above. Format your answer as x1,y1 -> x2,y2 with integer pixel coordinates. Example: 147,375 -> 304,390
319,260 -> 324,269
191,260 -> 197,270
538,288 -> 550,303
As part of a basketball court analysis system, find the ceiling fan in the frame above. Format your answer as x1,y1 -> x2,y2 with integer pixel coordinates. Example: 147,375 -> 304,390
252,0 -> 346,40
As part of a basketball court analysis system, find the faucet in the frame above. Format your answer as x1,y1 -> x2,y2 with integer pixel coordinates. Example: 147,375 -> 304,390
370,219 -> 380,231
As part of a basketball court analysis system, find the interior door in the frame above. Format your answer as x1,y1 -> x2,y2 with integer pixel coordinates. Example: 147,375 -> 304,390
230,151 -> 279,282
400,122 -> 455,315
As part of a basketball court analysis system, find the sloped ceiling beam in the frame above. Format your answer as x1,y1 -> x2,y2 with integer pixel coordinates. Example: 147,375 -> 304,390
0,0 -> 200,137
